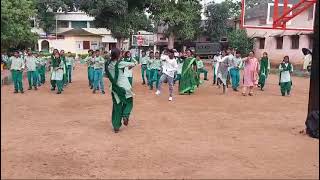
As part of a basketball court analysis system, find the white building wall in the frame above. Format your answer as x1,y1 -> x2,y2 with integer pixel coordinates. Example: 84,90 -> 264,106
38,36 -> 103,55
247,29 -> 312,67
245,4 -> 315,67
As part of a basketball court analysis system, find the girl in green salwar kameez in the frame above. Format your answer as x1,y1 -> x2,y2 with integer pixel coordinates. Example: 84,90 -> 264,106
258,52 -> 270,91
105,48 -> 136,133
179,49 -> 200,95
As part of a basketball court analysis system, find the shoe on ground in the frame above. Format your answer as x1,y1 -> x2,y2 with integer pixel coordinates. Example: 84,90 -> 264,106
51,88 -> 55,91
21,91 -> 24,94
204,79 -> 209,81
28,87 -> 32,90
57,92 -> 61,94
93,90 -> 96,94
114,129 -> 120,133
155,90 -> 161,96
34,87 -> 38,90
169,96 -> 173,101
90,85 -> 93,89
123,118 -> 129,126
102,91 -> 105,94
14,90 -> 18,93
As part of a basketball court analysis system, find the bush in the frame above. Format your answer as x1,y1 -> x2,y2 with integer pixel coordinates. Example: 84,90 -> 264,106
40,52 -> 51,57
78,54 -> 89,60
65,53 -> 77,58
227,29 -> 253,56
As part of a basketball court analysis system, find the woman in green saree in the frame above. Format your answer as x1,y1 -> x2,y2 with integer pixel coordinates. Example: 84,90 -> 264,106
179,49 -> 200,95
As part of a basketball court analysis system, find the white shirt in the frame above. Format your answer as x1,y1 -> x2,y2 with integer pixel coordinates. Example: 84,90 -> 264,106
10,56 -> 24,71
25,55 -> 38,71
161,57 -> 178,78
213,55 -> 222,75
279,63 -> 293,83
303,54 -> 312,70
66,57 -> 75,67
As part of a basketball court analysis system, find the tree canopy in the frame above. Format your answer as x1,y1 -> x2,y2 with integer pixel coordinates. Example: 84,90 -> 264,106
227,29 -> 253,56
147,0 -> 202,48
203,0 -> 241,42
1,0 -> 38,50
78,0 -> 152,48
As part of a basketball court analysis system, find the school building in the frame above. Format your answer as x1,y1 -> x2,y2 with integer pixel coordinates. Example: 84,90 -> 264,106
31,11 -> 129,54
30,10 -> 213,55
241,1 -> 315,66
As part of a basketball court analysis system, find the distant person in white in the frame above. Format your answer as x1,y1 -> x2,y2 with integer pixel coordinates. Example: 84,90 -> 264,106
156,49 -> 178,101
302,48 -> 312,74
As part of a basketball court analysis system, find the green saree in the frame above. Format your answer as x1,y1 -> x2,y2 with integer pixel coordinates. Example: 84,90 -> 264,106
179,57 -> 200,94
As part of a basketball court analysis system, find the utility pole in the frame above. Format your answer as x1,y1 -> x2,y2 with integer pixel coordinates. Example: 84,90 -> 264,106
307,1 -> 319,114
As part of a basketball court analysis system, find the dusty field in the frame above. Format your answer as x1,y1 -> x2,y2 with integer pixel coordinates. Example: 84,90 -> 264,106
1,64 -> 319,179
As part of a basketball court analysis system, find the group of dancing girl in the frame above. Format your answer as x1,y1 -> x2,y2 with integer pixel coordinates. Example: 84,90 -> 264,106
3,47 -> 296,133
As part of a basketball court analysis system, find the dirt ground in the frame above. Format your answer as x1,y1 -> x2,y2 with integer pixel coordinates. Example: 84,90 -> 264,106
1,64 -> 319,179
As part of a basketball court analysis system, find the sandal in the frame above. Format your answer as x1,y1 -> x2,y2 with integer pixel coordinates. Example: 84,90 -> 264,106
123,117 -> 129,126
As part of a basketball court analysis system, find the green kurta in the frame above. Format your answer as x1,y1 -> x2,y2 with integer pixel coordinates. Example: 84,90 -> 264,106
258,57 -> 270,89
179,57 -> 200,94
106,60 -> 135,130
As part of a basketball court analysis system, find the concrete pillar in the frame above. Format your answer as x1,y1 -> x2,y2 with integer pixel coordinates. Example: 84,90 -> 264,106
153,45 -> 157,53
68,21 -> 72,28
38,40 -> 42,51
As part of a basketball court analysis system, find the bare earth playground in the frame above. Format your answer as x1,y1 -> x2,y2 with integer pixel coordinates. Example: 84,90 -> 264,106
1,64 -> 318,179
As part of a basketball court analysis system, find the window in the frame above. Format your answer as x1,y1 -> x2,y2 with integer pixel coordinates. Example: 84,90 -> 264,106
259,38 -> 265,49
91,41 -> 98,50
29,20 -> 35,27
291,35 -> 299,49
309,35 -> 313,49
57,21 -> 69,28
160,37 -> 166,41
206,37 -> 211,42
308,6 -> 314,20
276,37 -> 283,49
83,41 -> 90,50
109,43 -> 116,50
71,21 -> 87,28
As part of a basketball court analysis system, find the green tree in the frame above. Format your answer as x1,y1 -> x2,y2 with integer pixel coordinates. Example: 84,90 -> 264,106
35,0 -> 76,34
227,29 -> 253,56
1,0 -> 38,50
224,0 -> 241,18
79,0 -> 152,48
203,2 -> 230,41
204,0 -> 242,42
148,0 -> 202,49
246,0 -> 265,9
